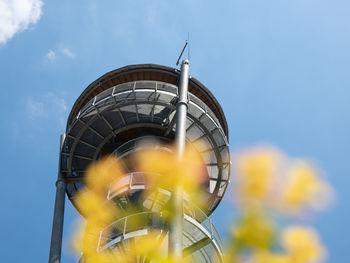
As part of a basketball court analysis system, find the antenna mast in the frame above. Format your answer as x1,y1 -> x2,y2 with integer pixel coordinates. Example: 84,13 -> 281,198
176,40 -> 188,66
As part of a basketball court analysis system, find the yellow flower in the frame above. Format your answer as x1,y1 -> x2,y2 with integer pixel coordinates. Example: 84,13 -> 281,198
85,156 -> 124,193
234,147 -> 284,204
75,189 -> 118,224
136,145 -> 206,204
250,251 -> 293,263
232,209 -> 276,250
281,226 -> 326,263
281,162 -> 332,213
72,145 -> 207,262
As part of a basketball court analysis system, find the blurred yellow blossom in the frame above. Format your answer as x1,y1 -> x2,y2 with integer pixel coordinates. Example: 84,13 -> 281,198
249,251 -> 293,263
75,189 -> 118,224
233,146 -> 333,215
281,162 -> 333,213
228,145 -> 332,263
234,146 -> 284,205
72,146 -> 206,262
121,234 -> 192,263
136,144 -> 207,204
232,209 -> 276,250
71,143 -> 332,263
85,156 -> 124,193
282,226 -> 326,263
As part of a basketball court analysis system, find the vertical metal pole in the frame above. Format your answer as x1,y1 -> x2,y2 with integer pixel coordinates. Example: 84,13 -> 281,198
169,59 -> 190,259
49,134 -> 66,263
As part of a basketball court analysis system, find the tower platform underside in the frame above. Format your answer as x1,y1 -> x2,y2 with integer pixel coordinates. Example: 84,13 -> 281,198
61,80 -> 230,214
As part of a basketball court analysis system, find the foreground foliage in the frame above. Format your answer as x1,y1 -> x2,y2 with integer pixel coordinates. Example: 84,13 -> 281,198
72,145 -> 332,263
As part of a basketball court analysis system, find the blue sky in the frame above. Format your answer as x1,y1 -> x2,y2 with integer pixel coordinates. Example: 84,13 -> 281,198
0,0 -> 349,262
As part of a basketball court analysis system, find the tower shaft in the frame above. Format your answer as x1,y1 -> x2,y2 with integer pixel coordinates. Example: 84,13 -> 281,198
49,134 -> 66,263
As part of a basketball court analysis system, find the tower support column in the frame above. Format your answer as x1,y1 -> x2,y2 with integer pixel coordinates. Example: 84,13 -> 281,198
49,134 -> 66,263
169,59 -> 190,259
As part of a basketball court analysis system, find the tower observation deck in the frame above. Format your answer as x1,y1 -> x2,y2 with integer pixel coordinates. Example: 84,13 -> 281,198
49,62 -> 230,263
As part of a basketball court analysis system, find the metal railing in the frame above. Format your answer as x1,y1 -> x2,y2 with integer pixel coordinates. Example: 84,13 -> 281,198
95,209 -> 223,259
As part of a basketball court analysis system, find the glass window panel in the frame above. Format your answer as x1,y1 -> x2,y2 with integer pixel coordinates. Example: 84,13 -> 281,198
160,93 -> 177,105
137,104 -> 153,122
220,146 -> 230,163
209,180 -> 216,193
212,128 -> 225,147
157,82 -> 177,94
183,220 -> 205,241
134,90 -> 151,100
113,91 -> 132,102
222,165 -> 230,181
134,81 -> 156,90
193,136 -> 212,152
218,182 -> 227,197
200,150 -> 216,164
64,136 -> 75,151
82,107 -> 98,119
79,100 -> 93,115
66,183 -> 74,196
114,82 -> 134,93
120,105 -> 137,124
89,117 -> 113,137
186,123 -> 205,141
72,157 -> 91,173
95,88 -> 113,102
200,115 -> 216,132
60,155 -> 69,171
74,141 -> 95,157
80,126 -> 104,146
188,94 -> 203,107
207,165 -> 219,179
153,105 -> 166,115
154,106 -> 172,124
104,110 -> 125,129
188,103 -> 203,119
96,101 -> 115,113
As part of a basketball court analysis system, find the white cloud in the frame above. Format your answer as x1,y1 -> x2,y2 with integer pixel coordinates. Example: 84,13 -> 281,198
45,49 -> 56,61
60,46 -> 76,59
0,0 -> 43,44
26,96 -> 46,119
44,46 -> 76,62
25,92 -> 67,126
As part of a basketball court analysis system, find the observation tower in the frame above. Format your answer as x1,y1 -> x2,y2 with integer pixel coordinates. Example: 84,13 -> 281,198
49,60 -> 230,263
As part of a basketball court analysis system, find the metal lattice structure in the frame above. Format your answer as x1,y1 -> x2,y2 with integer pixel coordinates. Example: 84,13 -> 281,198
49,63 -> 230,263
